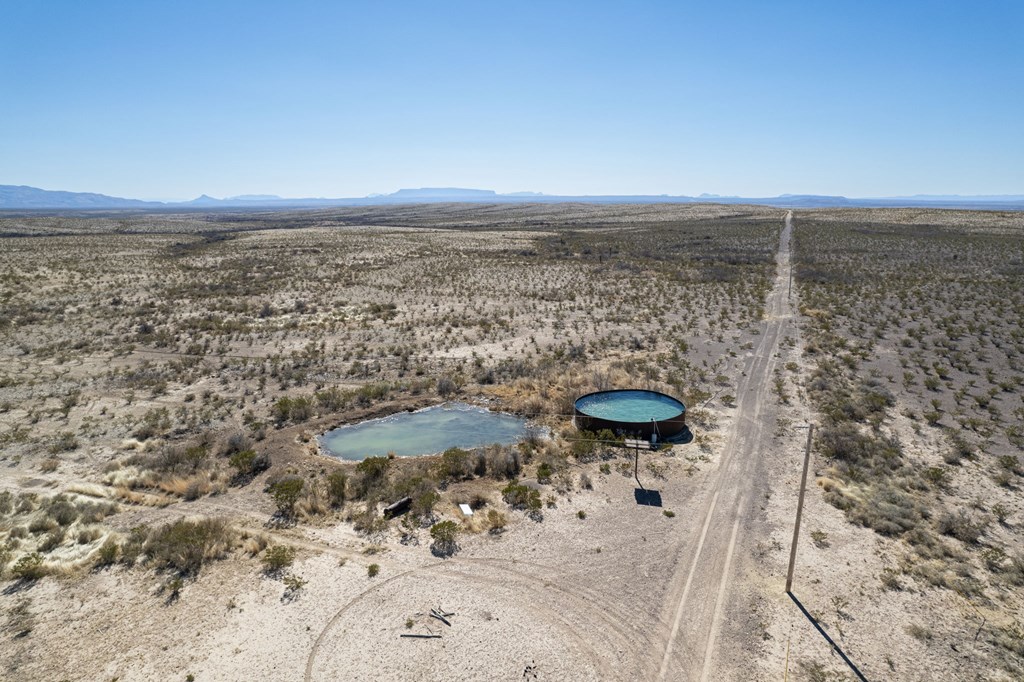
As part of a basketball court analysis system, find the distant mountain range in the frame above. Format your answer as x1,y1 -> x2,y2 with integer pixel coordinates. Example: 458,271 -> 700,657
2,184 -> 1023,211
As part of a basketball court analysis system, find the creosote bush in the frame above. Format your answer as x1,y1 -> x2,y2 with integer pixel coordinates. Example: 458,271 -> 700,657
269,477 -> 304,518
262,545 -> 297,575
12,553 -> 46,581
502,480 -> 541,512
326,470 -> 348,507
429,520 -> 461,557
144,518 -> 233,576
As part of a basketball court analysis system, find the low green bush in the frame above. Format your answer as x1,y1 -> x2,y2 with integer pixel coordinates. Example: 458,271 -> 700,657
502,480 -> 541,512
262,545 -> 296,575
144,518 -> 232,576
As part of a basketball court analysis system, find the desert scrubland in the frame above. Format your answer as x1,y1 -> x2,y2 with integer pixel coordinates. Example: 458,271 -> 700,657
0,203 -> 1021,681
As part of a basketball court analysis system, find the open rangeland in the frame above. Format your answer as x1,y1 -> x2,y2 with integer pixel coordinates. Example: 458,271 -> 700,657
0,204 -> 1022,681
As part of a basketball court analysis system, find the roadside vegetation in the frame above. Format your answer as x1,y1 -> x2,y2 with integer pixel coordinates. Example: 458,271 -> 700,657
795,214 -> 1024,676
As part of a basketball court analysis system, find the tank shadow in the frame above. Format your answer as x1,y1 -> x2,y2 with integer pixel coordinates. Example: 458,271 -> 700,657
662,426 -> 693,445
634,488 -> 663,507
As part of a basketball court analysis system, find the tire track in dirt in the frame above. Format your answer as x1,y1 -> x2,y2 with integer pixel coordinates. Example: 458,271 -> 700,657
654,211 -> 793,680
303,556 -> 648,681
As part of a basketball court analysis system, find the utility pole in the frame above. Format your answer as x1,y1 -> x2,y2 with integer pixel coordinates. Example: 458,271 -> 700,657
786,423 -> 815,594
625,438 -> 650,489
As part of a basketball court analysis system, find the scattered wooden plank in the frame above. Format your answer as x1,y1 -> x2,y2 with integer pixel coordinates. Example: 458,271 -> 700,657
401,633 -> 441,639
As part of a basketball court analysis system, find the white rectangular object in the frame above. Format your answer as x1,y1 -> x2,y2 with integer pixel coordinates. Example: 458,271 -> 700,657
458,503 -> 474,516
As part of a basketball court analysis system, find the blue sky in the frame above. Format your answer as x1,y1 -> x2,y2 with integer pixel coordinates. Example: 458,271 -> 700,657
1,1 -> 1021,200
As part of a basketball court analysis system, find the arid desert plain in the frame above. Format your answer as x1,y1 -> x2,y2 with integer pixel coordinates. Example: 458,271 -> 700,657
1,203 -> 1023,681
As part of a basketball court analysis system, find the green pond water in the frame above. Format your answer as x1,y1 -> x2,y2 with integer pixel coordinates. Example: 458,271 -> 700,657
319,403 -> 536,461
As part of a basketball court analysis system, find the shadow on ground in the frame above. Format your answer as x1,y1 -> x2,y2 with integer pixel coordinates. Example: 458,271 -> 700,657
788,591 -> 870,682
634,488 -> 663,507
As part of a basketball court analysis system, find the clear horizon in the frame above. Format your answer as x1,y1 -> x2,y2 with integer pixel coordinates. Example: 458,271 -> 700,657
2,1 -> 1022,199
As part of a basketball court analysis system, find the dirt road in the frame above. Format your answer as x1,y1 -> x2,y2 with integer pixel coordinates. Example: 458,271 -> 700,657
653,210 -> 794,680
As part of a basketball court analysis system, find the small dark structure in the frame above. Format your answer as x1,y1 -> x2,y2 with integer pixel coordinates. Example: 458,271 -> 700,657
383,496 -> 412,518
574,389 -> 687,440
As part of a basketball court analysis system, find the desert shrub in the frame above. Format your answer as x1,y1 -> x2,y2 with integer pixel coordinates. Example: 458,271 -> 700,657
262,545 -> 296,575
818,423 -> 902,474
484,445 -> 521,479
229,449 -> 256,475
880,568 -> 903,591
906,623 -> 933,642
810,530 -> 830,548
272,396 -> 314,424
354,456 -> 391,499
326,470 -> 348,507
147,444 -> 207,474
119,526 -> 148,567
16,495 -> 36,514
38,529 -> 65,553
46,496 -> 79,526
937,509 -> 986,545
95,539 -> 119,567
367,563 -> 380,578
998,455 -> 1021,475
351,507 -> 389,536
487,509 -> 507,533
410,490 -> 439,519
536,462 -> 553,484
282,573 -> 308,598
439,447 -> 473,481
502,480 -> 541,512
28,516 -> 57,535
923,467 -> 950,488
48,431 -> 78,453
133,408 -> 171,440
39,458 -> 59,473
1007,425 -> 1024,450
436,376 -> 457,397
982,546 -> 1008,572
429,520 -> 460,557
222,432 -> 253,456
11,553 -> 46,581
831,483 -> 921,536
944,431 -> 973,464
472,451 -> 487,477
144,518 -> 233,576
77,501 -> 118,524
570,430 -> 597,460
269,477 -> 304,517
229,449 -> 269,480
183,480 -> 205,501
315,387 -> 349,411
